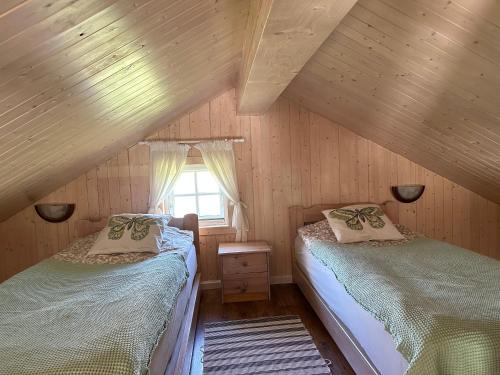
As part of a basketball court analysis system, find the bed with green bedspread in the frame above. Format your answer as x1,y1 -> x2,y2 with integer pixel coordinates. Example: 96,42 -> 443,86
307,236 -> 500,375
0,252 -> 188,375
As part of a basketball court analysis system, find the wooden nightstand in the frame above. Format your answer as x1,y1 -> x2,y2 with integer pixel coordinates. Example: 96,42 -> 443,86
218,241 -> 271,303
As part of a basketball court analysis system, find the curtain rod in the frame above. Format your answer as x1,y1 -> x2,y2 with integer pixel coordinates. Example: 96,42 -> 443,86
138,137 -> 245,145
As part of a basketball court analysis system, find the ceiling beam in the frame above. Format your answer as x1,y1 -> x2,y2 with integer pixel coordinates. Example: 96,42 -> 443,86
237,0 -> 358,115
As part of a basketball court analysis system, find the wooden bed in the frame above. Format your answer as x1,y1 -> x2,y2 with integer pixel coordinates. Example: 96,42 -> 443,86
288,202 -> 396,375
77,213 -> 201,375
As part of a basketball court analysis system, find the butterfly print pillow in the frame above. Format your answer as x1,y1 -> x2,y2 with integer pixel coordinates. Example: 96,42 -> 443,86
88,214 -> 169,255
322,204 -> 404,243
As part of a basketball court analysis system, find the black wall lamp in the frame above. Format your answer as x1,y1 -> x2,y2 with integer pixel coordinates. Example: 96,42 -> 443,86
391,185 -> 425,203
35,203 -> 75,223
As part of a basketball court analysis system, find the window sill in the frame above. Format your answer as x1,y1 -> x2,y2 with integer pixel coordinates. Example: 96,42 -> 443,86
199,225 -> 236,236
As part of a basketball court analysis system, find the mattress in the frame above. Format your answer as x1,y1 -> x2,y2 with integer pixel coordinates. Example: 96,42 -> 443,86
295,237 -> 409,375
162,243 -> 198,374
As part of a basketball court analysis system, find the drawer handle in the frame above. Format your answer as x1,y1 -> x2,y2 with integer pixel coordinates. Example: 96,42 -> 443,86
242,261 -> 248,267
240,281 -> 249,293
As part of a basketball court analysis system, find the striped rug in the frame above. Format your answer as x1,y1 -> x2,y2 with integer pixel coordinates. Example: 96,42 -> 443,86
203,315 -> 331,374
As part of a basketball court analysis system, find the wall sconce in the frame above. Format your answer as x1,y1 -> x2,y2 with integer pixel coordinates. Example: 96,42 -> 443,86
35,203 -> 75,223
391,185 -> 425,203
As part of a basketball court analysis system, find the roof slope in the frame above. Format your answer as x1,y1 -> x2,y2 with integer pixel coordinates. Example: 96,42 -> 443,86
285,0 -> 500,204
0,0 -> 248,220
1,0 -> 500,222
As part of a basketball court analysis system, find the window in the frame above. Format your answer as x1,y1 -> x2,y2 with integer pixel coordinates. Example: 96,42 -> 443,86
167,165 -> 228,226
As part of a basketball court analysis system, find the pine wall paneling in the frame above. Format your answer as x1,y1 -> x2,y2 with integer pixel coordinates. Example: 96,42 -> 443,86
284,0 -> 500,205
0,0 -> 249,221
1,89 -> 499,283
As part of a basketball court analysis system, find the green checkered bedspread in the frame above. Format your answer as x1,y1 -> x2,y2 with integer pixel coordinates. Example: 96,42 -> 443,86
0,252 -> 188,375
307,237 -> 500,375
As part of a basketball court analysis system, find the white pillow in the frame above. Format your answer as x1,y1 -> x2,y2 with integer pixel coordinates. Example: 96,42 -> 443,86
322,204 -> 404,243
88,214 -> 168,255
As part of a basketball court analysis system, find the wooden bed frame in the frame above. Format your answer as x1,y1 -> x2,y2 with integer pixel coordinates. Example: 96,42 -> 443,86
289,202 -> 397,375
77,213 -> 201,375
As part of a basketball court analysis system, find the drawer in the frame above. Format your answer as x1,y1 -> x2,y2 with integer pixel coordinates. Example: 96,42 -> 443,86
223,272 -> 269,302
222,253 -> 267,275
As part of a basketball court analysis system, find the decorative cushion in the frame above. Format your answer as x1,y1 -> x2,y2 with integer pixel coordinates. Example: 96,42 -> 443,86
88,214 -> 169,255
322,204 -> 404,243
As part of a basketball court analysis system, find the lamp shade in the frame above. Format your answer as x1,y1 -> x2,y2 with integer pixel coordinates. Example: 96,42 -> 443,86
391,185 -> 425,203
35,203 -> 75,223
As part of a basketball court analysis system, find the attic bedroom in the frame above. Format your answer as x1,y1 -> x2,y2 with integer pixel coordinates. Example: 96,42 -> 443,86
0,0 -> 499,374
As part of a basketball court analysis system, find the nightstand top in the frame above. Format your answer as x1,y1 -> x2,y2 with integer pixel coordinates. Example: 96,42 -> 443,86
218,241 -> 271,256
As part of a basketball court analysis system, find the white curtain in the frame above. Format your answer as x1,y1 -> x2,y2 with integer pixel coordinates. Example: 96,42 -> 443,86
195,140 -> 249,241
148,142 -> 189,214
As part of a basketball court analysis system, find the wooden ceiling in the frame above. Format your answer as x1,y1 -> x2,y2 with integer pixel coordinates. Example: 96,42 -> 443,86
236,0 -> 357,114
1,0 -> 500,221
285,0 -> 500,204
0,0 -> 248,220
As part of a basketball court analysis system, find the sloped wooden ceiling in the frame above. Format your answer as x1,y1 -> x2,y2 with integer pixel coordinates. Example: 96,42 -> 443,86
237,0 -> 358,114
2,0 -> 499,223
0,0 -> 248,221
285,0 -> 500,204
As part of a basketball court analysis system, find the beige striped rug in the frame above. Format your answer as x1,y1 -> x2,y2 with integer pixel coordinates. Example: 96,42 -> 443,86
203,315 -> 331,374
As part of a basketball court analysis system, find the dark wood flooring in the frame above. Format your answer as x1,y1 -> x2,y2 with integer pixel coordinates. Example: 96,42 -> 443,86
190,284 -> 355,375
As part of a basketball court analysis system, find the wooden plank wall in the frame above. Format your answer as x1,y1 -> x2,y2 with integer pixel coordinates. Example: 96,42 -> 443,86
0,0 -> 249,221
1,89 -> 499,282
285,0 -> 500,205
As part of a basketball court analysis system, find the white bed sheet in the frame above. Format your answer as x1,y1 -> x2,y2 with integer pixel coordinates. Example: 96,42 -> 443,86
295,237 -> 408,375
156,244 -> 198,374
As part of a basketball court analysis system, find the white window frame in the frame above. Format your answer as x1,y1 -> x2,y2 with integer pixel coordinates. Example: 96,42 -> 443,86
166,164 -> 229,227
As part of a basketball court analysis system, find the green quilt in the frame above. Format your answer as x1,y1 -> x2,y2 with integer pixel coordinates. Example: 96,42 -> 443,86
0,253 -> 188,375
307,237 -> 500,375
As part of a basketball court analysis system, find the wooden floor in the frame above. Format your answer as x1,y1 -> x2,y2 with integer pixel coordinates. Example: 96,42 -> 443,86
190,284 -> 355,375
